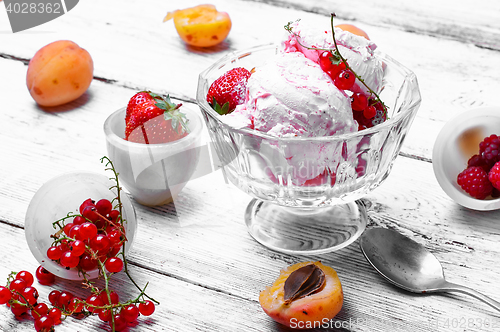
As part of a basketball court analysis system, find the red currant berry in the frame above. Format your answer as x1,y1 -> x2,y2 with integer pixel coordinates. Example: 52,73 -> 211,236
48,290 -> 61,306
319,51 -> 335,72
0,286 -> 12,304
69,224 -> 83,240
15,271 -> 34,287
79,252 -> 98,271
60,251 -> 80,268
108,209 -> 120,222
96,199 -> 113,216
56,291 -> 73,308
68,297 -> 84,314
31,302 -> 49,319
79,198 -> 95,214
351,93 -> 368,111
85,294 -> 103,313
121,304 -> 139,322
334,69 -> 356,90
11,302 -> 28,316
138,300 -> 155,316
47,245 -> 63,260
108,229 -> 123,247
82,206 -> 99,222
9,278 -> 27,293
20,286 -> 39,305
63,223 -> 74,237
34,315 -> 54,332
105,257 -> 123,273
98,309 -> 112,322
79,222 -> 98,240
48,307 -> 62,325
36,265 -> 55,285
90,234 -> 111,253
100,291 -> 119,305
108,245 -> 122,258
73,215 -> 86,225
69,240 -> 86,256
110,313 -> 127,331
363,105 -> 377,119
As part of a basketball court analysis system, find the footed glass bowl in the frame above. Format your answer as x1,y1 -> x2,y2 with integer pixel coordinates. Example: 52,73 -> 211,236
197,44 -> 421,254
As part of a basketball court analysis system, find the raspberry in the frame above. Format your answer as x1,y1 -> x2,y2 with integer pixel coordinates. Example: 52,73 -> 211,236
467,154 -> 491,172
457,166 -> 493,199
488,161 -> 500,190
479,134 -> 500,166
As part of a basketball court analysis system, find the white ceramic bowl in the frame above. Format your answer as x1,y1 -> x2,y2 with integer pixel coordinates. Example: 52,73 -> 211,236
25,172 -> 137,280
104,104 -> 203,206
432,107 -> 500,211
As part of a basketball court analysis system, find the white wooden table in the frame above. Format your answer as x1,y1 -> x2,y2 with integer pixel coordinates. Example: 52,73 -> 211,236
1,0 -> 500,331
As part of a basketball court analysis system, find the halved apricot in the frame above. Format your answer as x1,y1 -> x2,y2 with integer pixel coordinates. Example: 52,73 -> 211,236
164,5 -> 231,47
336,23 -> 370,40
259,261 -> 343,329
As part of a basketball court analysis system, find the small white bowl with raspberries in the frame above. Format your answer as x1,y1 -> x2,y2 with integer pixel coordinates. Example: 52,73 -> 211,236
433,107 -> 500,211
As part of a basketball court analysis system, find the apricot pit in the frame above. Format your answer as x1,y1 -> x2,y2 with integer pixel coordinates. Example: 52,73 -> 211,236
259,261 -> 343,329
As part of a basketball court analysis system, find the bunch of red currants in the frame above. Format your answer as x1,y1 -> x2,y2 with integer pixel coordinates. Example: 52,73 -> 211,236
47,198 -> 125,274
318,50 -> 386,130
0,196 -> 157,331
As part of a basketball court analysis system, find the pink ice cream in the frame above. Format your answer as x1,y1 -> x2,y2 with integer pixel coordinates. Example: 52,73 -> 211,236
222,20 -> 384,137
226,52 -> 357,137
281,20 -> 384,96
218,21 -> 385,185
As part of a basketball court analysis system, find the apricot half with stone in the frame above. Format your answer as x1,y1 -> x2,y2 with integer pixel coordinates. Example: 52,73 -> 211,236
259,261 -> 343,329
164,5 -> 232,47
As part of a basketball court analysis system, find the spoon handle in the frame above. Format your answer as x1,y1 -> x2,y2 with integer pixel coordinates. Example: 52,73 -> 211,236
443,281 -> 500,312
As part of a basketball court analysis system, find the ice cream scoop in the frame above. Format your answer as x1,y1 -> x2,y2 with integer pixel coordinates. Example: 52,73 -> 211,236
282,20 -> 384,95
228,52 -> 356,137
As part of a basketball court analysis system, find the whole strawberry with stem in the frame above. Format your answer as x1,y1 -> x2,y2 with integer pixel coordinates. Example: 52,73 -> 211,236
206,67 -> 251,115
125,91 -> 189,144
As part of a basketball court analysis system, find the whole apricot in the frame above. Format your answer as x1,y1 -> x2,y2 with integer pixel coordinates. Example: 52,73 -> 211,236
336,24 -> 370,40
164,5 -> 231,47
27,40 -> 93,107
259,261 -> 343,329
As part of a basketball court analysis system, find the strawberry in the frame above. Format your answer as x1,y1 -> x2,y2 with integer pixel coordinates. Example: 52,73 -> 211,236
125,91 -> 189,144
206,67 -> 251,115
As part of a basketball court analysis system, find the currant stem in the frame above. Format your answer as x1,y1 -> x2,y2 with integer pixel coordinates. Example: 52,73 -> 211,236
328,13 -> 387,116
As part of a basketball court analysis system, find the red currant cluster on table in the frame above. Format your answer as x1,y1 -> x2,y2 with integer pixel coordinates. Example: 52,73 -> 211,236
0,157 -> 158,331
0,269 -> 155,331
457,134 -> 500,199
48,198 -> 125,273
318,50 -> 386,130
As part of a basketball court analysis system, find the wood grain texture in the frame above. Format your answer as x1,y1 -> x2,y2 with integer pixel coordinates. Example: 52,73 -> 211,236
1,0 -> 500,331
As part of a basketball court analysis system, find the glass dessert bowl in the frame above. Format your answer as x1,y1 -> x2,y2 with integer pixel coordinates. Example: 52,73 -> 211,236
197,44 -> 421,255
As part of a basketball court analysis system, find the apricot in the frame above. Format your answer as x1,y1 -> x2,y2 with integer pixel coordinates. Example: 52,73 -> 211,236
164,5 -> 231,47
26,40 -> 93,107
336,24 -> 370,40
259,261 -> 343,329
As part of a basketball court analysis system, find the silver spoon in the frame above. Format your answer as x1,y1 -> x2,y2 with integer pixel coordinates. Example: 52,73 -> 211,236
359,227 -> 500,312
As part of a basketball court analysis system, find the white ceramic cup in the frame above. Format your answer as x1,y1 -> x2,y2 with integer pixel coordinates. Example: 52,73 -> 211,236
104,103 -> 203,206
25,172 -> 137,280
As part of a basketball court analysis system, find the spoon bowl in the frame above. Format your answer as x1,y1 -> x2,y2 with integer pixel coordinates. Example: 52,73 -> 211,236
360,227 -> 500,311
